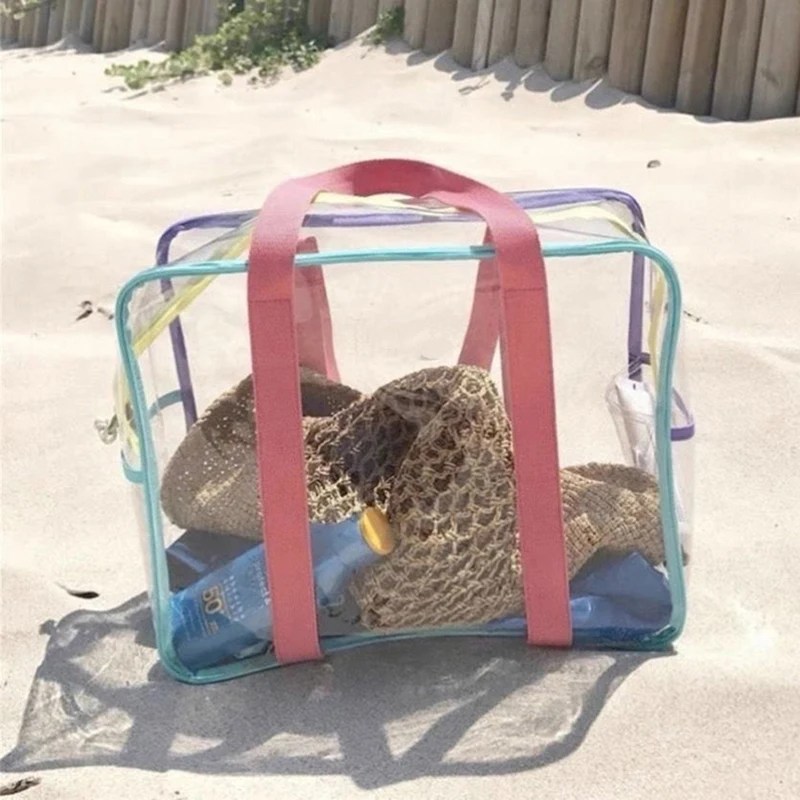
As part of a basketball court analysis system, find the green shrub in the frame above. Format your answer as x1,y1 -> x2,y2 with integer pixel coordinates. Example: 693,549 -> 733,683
105,1 -> 326,91
367,4 -> 405,45
1,0 -> 51,22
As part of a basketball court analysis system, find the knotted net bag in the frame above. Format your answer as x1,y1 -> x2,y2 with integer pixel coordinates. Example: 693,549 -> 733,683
160,365 -> 664,629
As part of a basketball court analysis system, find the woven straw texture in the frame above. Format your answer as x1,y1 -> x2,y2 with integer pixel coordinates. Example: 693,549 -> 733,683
161,365 -> 664,629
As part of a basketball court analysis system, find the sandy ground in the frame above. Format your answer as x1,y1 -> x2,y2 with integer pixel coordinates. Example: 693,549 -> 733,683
2,34 -> 800,799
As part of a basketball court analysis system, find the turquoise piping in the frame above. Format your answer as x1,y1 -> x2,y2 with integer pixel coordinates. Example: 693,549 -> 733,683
114,240 -> 686,685
120,390 -> 185,484
121,455 -> 143,484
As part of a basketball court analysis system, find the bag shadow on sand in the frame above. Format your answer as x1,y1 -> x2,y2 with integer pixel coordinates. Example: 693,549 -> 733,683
1,594 -> 668,789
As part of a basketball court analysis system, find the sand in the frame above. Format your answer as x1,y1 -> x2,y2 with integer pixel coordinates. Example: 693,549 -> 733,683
2,34 -> 800,799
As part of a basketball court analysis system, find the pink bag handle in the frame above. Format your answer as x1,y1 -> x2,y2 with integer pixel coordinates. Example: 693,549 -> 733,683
248,159 -> 572,664
295,236 -> 340,381
459,258 -> 502,369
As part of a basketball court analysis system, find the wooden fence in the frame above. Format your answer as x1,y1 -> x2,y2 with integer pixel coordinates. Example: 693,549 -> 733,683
3,0 -> 799,120
0,0 -> 220,52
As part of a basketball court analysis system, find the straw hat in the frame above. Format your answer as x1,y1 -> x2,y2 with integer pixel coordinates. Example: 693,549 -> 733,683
161,365 -> 664,629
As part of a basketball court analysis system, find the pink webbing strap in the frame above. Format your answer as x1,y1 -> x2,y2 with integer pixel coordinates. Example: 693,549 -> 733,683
247,159 -> 572,664
295,237 -> 340,381
459,257 -> 501,370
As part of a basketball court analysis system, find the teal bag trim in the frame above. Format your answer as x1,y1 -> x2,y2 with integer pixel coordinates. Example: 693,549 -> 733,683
121,390 -> 185,484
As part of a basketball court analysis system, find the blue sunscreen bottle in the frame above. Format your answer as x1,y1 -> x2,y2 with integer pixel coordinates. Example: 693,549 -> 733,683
170,508 -> 395,671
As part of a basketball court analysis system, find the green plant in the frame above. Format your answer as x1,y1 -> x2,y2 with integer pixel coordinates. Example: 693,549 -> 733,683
105,1 -> 325,92
1,0 -> 51,20
367,4 -> 405,46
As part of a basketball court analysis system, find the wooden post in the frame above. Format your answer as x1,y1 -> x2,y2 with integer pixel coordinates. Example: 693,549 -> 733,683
102,0 -> 133,51
2,3 -> 15,41
47,0 -> 65,43
487,0 -> 519,65
607,0 -> 651,95
750,0 -> 800,120
514,0 -> 550,68
4,2 -> 21,42
675,0 -> 725,116
471,0 -> 494,70
146,0 -> 168,43
423,0 -> 456,54
63,0 -> 83,36
573,0 -> 615,82
307,0 -> 332,38
544,0 -> 580,81
182,0 -> 203,48
641,0 -> 689,108
91,0 -> 106,50
712,0 -> 765,121
350,0 -> 377,37
79,0 -> 96,43
19,7 -> 36,46
165,0 -> 186,50
328,0 -> 353,43
403,0 -> 428,49
452,0 -> 479,67
201,0 -> 217,33
129,0 -> 149,44
18,7 -> 35,46
32,0 -> 51,46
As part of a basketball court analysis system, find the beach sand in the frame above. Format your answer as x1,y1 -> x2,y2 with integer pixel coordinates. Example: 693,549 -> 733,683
2,35 -> 799,799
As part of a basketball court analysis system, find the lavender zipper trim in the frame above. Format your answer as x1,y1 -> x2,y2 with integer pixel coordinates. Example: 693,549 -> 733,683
150,188 -> 649,436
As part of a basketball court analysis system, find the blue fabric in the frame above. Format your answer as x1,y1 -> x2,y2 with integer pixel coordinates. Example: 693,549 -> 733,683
486,552 -> 672,636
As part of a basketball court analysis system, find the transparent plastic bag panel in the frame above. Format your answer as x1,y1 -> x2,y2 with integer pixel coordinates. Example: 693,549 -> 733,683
129,482 -> 155,599
121,195 -> 689,677
631,253 -> 695,559
669,351 -> 695,568
639,258 -> 695,565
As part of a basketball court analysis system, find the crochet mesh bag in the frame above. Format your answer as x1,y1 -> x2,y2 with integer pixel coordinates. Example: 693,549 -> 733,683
160,364 -> 664,630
